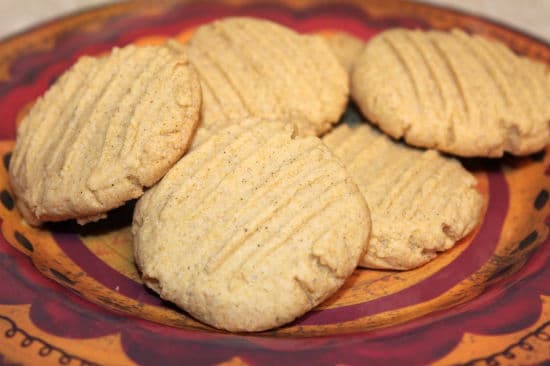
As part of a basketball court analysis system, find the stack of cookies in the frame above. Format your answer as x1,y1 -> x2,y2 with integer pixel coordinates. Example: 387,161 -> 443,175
9,17 -> 550,332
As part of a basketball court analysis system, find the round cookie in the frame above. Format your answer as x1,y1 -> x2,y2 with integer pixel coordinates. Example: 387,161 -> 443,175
133,118 -> 370,332
183,17 -> 349,146
9,42 -> 201,225
323,123 -> 483,270
351,28 -> 550,157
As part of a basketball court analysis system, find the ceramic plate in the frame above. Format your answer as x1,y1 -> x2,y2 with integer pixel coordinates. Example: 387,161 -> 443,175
1,1 -> 550,365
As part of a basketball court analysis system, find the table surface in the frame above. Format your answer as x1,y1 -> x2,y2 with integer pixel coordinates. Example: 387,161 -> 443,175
0,0 -> 549,43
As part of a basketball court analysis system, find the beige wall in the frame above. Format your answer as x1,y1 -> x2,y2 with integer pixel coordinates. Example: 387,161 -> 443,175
419,0 -> 550,42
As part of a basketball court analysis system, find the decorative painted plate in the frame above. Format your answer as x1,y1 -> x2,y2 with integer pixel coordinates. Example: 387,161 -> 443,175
1,1 -> 550,365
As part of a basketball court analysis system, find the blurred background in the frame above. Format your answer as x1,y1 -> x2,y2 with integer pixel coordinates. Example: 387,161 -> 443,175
0,0 -> 549,41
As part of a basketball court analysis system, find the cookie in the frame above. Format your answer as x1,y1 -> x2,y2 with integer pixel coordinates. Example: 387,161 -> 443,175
9,42 -> 201,225
325,31 -> 365,72
351,28 -> 550,157
133,118 -> 370,332
183,17 -> 349,146
323,123 -> 483,270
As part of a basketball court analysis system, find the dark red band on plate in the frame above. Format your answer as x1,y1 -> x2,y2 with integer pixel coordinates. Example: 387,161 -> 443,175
54,231 -> 164,306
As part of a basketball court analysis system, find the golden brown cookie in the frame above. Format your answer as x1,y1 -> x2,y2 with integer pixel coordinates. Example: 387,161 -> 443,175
133,118 -> 370,332
323,123 -> 483,270
325,31 -> 365,72
9,42 -> 201,225
183,17 -> 349,146
351,28 -> 550,157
